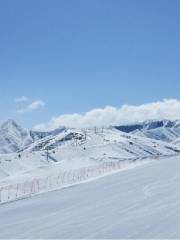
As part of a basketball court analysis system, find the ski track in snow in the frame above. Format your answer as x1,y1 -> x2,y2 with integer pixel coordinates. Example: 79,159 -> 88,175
0,155 -> 180,238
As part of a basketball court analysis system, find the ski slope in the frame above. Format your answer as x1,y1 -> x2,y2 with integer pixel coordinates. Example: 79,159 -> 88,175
0,127 -> 179,185
0,155 -> 180,239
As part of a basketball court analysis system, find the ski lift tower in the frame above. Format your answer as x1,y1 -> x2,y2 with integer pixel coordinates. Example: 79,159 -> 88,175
45,144 -> 50,162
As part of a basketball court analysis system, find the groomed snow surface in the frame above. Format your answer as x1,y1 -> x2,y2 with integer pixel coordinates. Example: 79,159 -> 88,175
0,155 -> 180,239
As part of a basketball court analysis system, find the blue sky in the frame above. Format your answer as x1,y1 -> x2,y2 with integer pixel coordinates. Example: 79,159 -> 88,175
0,0 -> 180,129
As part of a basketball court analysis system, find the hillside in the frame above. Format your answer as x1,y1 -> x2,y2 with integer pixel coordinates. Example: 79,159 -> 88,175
1,155 -> 180,238
0,126 -> 179,185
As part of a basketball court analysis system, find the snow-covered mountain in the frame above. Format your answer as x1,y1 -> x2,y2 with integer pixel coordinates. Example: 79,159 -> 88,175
26,127 -> 180,157
115,120 -> 180,142
1,119 -> 180,155
1,120 -> 180,238
0,120 -> 65,154
30,127 -> 65,141
0,119 -> 180,184
0,125 -> 180,183
0,120 -> 33,153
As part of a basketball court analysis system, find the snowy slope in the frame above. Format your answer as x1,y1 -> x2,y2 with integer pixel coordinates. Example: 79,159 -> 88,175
115,119 -> 180,142
0,127 -> 179,185
172,137 -> 180,146
1,155 -> 180,238
27,127 -> 180,157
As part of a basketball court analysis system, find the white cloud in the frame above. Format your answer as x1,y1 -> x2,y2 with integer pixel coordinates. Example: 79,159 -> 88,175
28,100 -> 45,110
14,96 -> 28,103
17,100 -> 45,113
33,99 -> 180,131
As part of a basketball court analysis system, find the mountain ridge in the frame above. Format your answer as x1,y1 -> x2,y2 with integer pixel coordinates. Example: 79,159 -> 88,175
0,119 -> 180,182
115,119 -> 180,142
1,119 -> 180,154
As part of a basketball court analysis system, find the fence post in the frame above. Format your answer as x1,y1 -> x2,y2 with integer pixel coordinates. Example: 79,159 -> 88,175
56,173 -> 62,186
73,170 -> 76,182
8,186 -> 11,200
30,181 -> 34,195
23,182 -> 26,195
63,171 -> 67,184
16,184 -> 19,199
36,179 -> 40,193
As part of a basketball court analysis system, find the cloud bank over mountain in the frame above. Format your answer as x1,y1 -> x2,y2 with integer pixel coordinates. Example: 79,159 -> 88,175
34,99 -> 180,130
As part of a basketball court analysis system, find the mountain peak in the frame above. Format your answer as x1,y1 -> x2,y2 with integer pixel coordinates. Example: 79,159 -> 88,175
0,119 -> 32,154
1,119 -> 25,134
1,119 -> 19,128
